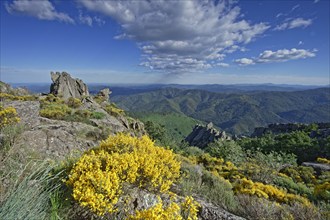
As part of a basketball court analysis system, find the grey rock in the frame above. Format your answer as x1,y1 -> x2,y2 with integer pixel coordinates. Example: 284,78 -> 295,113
97,88 -> 112,102
0,81 -> 30,96
185,122 -> 231,148
50,71 -> 89,100
302,162 -> 330,175
13,118 -> 99,159
197,199 -> 245,220
3,101 -> 40,128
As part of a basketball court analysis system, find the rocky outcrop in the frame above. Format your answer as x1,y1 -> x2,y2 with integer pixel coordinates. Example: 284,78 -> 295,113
251,123 -> 330,138
97,88 -> 112,102
50,72 -> 89,100
0,81 -> 30,96
198,199 -> 245,220
185,123 -> 231,148
302,162 -> 330,175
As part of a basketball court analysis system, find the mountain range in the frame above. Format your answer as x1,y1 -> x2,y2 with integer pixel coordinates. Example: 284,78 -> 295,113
113,87 -> 330,135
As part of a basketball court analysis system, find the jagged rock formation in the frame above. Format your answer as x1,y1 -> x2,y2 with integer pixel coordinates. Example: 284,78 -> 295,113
97,88 -> 112,102
185,122 -> 231,148
50,72 -> 89,100
251,122 -> 330,138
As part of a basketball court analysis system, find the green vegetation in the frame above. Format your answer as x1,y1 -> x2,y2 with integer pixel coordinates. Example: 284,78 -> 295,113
0,161 -> 63,220
239,131 -> 330,163
133,112 -> 200,145
113,87 -> 330,135
1,89 -> 329,220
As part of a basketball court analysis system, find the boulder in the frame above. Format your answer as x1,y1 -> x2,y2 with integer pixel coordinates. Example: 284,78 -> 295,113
185,122 -> 231,148
50,72 -> 89,100
3,101 -> 40,128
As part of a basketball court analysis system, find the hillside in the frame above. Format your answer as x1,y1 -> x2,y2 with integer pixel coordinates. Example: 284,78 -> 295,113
113,87 -> 330,135
131,112 -> 202,144
1,75 -> 329,220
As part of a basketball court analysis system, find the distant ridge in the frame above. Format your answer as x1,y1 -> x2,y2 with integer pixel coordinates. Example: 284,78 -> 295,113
113,87 -> 330,135
10,83 -> 328,96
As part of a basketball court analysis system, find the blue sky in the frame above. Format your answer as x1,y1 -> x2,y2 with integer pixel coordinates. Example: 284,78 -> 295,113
0,0 -> 329,85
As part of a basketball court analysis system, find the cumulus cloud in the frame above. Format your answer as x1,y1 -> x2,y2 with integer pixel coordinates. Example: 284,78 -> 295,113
235,58 -> 255,66
6,0 -> 74,23
274,18 -> 312,31
78,0 -> 269,74
235,48 -> 316,66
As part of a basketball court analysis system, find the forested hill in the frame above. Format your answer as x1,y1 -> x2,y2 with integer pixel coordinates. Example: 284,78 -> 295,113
113,87 -> 330,135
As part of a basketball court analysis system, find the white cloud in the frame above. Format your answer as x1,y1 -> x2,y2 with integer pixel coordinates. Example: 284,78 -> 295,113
78,12 -> 105,27
291,4 -> 300,12
274,18 -> 312,31
235,58 -> 255,66
298,41 -> 303,45
235,48 -> 316,66
216,62 -> 230,67
6,0 -> 74,23
78,0 -> 269,74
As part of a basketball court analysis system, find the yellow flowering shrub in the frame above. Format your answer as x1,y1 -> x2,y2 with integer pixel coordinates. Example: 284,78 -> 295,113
233,177 -> 311,206
180,196 -> 200,220
0,92 -> 36,101
129,196 -> 199,220
66,97 -> 82,108
0,105 -> 20,128
314,182 -> 330,200
104,103 -> 125,116
66,133 -> 181,215
39,103 -> 72,120
129,199 -> 181,220
317,157 -> 330,164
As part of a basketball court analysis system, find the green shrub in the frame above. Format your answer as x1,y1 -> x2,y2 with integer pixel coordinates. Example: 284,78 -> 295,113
181,146 -> 205,157
178,157 -> 237,212
0,124 -> 25,153
274,176 -> 313,199
235,194 -> 292,220
40,103 -> 72,120
205,140 -> 245,165
91,111 -> 106,119
104,103 -> 125,117
66,97 -> 82,108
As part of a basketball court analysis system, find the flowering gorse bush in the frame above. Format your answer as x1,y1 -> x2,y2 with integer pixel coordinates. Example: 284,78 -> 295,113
128,196 -> 199,220
233,177 -> 311,206
0,105 -> 20,128
66,133 -> 181,215
0,92 -> 36,101
317,157 -> 330,164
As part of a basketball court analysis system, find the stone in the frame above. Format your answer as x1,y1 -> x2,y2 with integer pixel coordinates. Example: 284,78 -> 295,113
185,123 -> 231,148
50,71 -> 89,100
302,162 -> 330,175
3,101 -> 40,128
97,88 -> 112,102
197,199 -> 245,220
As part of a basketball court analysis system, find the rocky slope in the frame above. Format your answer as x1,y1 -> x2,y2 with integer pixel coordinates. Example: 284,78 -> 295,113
0,72 -> 244,220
